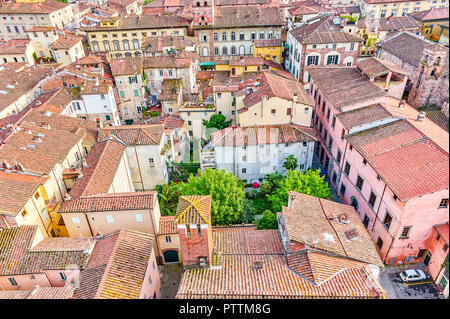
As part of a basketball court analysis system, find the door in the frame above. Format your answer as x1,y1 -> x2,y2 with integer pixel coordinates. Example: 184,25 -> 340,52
424,251 -> 432,266
163,250 -> 179,263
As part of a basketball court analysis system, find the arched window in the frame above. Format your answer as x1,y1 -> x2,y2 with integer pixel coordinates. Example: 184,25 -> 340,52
115,53 -> 122,58
202,46 -> 208,56
268,30 -> 273,39
239,45 -> 245,55
222,32 -> 227,41
135,51 -> 141,57
133,39 -> 139,50
204,1 -> 207,5
231,32 -> 236,41
231,46 -> 236,55
113,40 -> 120,51
214,47 -> 219,56
251,31 -> 256,40
343,56 -> 353,66
222,46 -> 228,55
306,54 -> 320,66
259,31 -> 265,40
92,41 -> 99,51
123,39 -> 130,50
326,53 -> 339,65
102,40 -> 110,51
202,33 -> 207,42
34,91 -> 39,98
196,1 -> 200,6
125,52 -> 132,57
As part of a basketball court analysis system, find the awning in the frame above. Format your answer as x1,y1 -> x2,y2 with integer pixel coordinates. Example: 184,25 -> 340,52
200,62 -> 215,66
285,43 -> 289,48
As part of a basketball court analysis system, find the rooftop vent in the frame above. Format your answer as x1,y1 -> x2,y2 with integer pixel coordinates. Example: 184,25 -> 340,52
24,129 -> 33,134
252,260 -> 264,270
44,111 -> 52,117
32,137 -> 42,143
27,144 -> 36,149
344,228 -> 359,241
337,213 -> 350,224
323,233 -> 335,243
417,111 -> 426,122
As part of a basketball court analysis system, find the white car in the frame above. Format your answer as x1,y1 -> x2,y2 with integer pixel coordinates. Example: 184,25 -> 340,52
399,269 -> 427,283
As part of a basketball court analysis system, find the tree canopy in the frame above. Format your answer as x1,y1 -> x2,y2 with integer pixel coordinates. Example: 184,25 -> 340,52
283,155 -> 298,171
156,182 -> 182,216
202,114 -> 232,130
179,168 -> 245,225
267,169 -> 332,212
256,210 -> 278,230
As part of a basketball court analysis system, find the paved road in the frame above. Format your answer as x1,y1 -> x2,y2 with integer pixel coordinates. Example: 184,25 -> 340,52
379,263 -> 444,299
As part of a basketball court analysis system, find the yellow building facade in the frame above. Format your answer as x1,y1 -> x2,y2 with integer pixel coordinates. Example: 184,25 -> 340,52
252,39 -> 283,64
360,0 -> 448,19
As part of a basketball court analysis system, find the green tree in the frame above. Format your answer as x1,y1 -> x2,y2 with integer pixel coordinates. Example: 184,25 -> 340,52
179,168 -> 244,225
267,169 -> 332,212
259,172 -> 283,197
256,210 -> 278,230
143,0 -> 155,5
56,0 -> 68,3
202,114 -> 232,130
283,155 -> 298,171
156,182 -> 182,216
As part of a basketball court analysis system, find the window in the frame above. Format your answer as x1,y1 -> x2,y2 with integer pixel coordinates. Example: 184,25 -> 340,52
368,192 -> 377,208
214,47 -> 219,55
443,243 -> 448,252
400,226 -> 412,238
165,236 -> 171,243
271,109 -> 276,116
439,198 -> 448,208
106,215 -> 114,224
72,217 -> 80,224
307,55 -> 319,65
35,192 -> 40,200
213,33 -> 218,41
222,47 -> 228,55
100,94 -> 105,100
123,39 -> 129,50
59,272 -> 67,281
242,156 -> 247,162
105,115 -> 111,121
231,32 -> 236,41
328,137 -> 333,150
159,70 -> 163,76
327,54 -> 339,65
326,108 -> 330,121
331,115 -> 336,129
21,209 -> 28,218
222,32 -> 227,41
336,149 -> 342,164
344,162 -> 351,176
251,31 -> 256,40
350,43 -> 355,51
259,31 -> 265,39
287,108 -> 292,115
8,278 -> 18,286
332,171 -> 337,184
356,175 -> 364,190
135,214 -> 143,222
149,158 -> 155,167
332,44 -> 337,50
242,168 -> 246,174
383,211 -> 393,230
376,237 -> 383,249
239,32 -> 245,40
340,184 -> 346,196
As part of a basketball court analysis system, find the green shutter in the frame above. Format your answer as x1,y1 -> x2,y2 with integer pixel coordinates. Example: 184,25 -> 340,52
120,91 -> 125,98
128,76 -> 132,84
134,89 -> 139,97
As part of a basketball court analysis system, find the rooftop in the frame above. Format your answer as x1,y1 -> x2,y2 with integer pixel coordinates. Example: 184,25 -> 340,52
434,222 -> 449,245
357,57 -> 409,78
213,6 -> 283,29
0,0 -> 69,14
290,15 -> 362,44
74,228 -> 156,299
211,124 -> 316,147
68,136 -> 127,198
0,286 -> 74,299
346,119 -> 449,200
0,38 -> 31,55
98,124 -> 165,146
357,16 -> 419,32
83,15 -> 191,32
336,103 -> 394,130
409,7 -> 449,21
110,57 -> 143,76
284,192 -> 384,266
175,195 -> 212,225
307,67 -> 386,109
59,191 -> 156,213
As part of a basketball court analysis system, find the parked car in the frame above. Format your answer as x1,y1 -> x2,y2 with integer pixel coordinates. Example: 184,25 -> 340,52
399,269 -> 427,283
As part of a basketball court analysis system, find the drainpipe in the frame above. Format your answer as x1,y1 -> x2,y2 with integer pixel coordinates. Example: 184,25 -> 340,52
84,213 -> 94,237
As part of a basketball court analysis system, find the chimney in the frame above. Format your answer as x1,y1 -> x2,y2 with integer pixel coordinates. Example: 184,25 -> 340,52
417,111 -> 426,122
399,99 -> 406,109
292,93 -> 298,103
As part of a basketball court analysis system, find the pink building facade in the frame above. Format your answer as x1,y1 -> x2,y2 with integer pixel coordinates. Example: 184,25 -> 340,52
308,67 -> 449,265
425,223 -> 449,281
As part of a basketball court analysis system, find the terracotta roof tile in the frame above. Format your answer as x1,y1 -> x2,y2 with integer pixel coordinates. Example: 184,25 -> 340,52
409,7 -> 449,21
357,16 -> 419,32
307,67 -> 386,108
211,124 -> 316,147
110,57 -> 143,76
357,57 -> 409,78
0,38 -> 31,55
60,192 -> 156,213
0,0 -> 69,14
175,196 -> 211,225
336,103 -> 394,130
74,228 -> 155,299
434,222 -> 449,245
98,124 -> 164,145
213,6 -> 283,28
0,225 -> 37,275
68,137 -> 126,198
346,119 -> 449,200
27,286 -> 75,299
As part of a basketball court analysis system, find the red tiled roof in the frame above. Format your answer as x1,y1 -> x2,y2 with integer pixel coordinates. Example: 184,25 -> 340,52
357,57 -> 409,78
175,196 -> 211,225
409,7 -> 449,21
0,38 -> 31,55
98,124 -> 165,145
213,226 -> 283,255
68,137 -> 126,198
346,119 -> 449,200
0,286 -> 74,299
0,225 -> 38,275
211,124 -> 316,147
159,216 -> 177,235
307,67 -> 386,108
0,0 -> 69,14
357,16 -> 419,32
336,104 -> 394,130
434,222 -> 449,245
74,228 -> 156,299
59,191 -> 156,213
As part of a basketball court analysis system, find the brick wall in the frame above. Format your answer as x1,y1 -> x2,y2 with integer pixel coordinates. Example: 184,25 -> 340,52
177,224 -> 212,267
